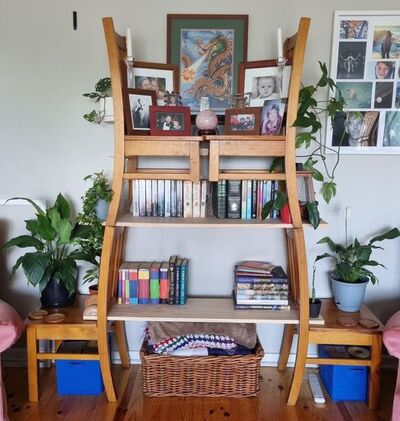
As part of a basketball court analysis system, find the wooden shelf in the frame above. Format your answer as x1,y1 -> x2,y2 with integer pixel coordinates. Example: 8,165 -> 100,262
115,214 -> 326,228
84,297 -> 325,324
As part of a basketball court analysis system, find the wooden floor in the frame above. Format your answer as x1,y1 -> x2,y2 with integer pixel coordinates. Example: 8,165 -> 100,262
4,365 -> 395,421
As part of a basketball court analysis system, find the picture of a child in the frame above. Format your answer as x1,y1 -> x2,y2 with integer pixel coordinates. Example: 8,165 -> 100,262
254,76 -> 279,99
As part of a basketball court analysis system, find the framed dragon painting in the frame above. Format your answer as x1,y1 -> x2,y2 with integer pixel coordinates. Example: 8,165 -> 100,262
167,14 -> 248,113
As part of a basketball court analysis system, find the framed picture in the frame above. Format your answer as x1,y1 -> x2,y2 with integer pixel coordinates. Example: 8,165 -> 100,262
167,14 -> 248,112
149,105 -> 191,136
327,11 -> 400,154
260,99 -> 285,135
130,61 -> 179,106
123,88 -> 157,135
224,107 -> 261,135
238,59 -> 292,107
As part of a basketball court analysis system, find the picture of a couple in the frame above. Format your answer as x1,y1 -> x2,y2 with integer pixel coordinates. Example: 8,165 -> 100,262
156,113 -> 184,131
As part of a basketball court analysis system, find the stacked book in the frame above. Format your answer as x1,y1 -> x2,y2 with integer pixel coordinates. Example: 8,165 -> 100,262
118,256 -> 189,305
233,261 -> 290,310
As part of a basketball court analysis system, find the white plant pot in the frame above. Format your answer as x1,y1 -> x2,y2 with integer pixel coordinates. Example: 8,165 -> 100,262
330,273 -> 368,312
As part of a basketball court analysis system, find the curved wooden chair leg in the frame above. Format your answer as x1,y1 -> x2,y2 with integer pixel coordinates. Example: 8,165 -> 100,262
286,324 -> 308,406
114,320 -> 130,368
98,328 -> 117,402
278,324 -> 295,371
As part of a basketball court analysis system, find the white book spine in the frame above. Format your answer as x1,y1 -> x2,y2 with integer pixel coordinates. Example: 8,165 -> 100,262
200,180 -> 207,218
170,180 -> 177,217
164,179 -> 171,217
241,180 -> 247,219
183,180 -> 193,218
138,180 -> 146,217
192,181 -> 201,218
145,180 -> 152,216
132,180 -> 140,216
176,180 -> 183,218
157,180 -> 165,217
151,179 -> 158,216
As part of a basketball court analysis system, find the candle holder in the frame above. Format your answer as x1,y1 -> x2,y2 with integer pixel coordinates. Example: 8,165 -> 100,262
124,57 -> 135,88
276,57 -> 288,98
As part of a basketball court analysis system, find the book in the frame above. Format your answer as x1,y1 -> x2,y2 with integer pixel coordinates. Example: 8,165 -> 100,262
235,282 -> 289,291
179,258 -> 188,304
157,180 -> 165,217
251,180 -> 257,219
150,262 -> 161,304
174,258 -> 183,304
176,180 -> 183,218
192,181 -> 201,218
227,180 -> 241,219
168,255 -> 178,304
235,260 -> 277,274
200,180 -> 207,218
183,180 -> 193,217
235,276 -> 289,284
241,180 -> 247,219
235,298 -> 289,305
132,180 -> 140,217
212,180 -> 227,218
164,180 -> 171,217
159,262 -> 169,304
138,180 -> 146,217
120,262 -> 139,304
257,181 -> 263,220
246,180 -> 252,219
170,181 -> 177,217
151,180 -> 158,216
145,180 -> 152,217
138,262 -> 151,304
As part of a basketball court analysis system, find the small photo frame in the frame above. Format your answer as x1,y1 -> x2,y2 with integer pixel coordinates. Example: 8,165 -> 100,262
224,107 -> 261,135
238,59 -> 292,107
149,105 -> 191,136
123,88 -> 157,135
260,99 -> 285,135
131,61 -> 179,106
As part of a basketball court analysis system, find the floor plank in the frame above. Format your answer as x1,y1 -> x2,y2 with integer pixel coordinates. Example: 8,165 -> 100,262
4,365 -> 395,421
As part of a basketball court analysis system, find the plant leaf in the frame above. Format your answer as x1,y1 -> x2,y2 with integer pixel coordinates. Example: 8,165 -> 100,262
55,193 -> 70,219
1,235 -> 44,251
6,197 -> 45,216
36,214 -> 57,241
262,200 -> 274,220
315,252 -> 333,262
369,227 -> 400,244
305,201 -> 320,229
21,252 -> 52,287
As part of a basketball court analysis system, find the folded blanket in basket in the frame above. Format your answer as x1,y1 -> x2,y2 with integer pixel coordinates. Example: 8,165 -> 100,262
146,343 -> 254,356
150,333 -> 237,354
147,322 -> 257,349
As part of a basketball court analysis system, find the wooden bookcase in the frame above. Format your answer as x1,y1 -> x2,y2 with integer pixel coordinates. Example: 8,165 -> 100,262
96,16 -> 314,405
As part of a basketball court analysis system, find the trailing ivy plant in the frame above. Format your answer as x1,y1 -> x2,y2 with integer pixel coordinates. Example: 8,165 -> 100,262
262,62 -> 346,228
76,171 -> 113,284
83,77 -> 112,124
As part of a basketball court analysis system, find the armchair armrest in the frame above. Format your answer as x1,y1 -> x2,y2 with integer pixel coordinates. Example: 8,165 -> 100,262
383,311 -> 400,358
0,300 -> 24,353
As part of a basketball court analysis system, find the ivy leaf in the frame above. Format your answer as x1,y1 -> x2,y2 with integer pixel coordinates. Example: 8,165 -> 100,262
321,181 -> 337,203
262,200 -> 274,220
305,201 -> 321,229
274,191 -> 287,210
269,157 -> 284,173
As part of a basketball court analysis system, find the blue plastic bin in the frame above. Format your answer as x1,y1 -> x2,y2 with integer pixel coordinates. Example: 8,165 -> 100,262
55,341 -> 104,395
318,345 -> 368,401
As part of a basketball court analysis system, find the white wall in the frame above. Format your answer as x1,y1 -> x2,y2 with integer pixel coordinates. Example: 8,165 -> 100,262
1,1 -> 400,362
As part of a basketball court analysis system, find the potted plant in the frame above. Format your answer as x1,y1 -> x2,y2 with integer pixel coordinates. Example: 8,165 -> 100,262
83,77 -> 113,124
315,227 -> 400,312
309,264 -> 322,318
76,171 -> 113,287
1,194 -> 95,308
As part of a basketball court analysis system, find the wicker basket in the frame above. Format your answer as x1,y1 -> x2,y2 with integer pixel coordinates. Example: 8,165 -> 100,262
140,338 -> 264,397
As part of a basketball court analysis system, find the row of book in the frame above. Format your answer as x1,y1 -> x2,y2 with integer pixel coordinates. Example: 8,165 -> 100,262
213,180 -> 280,219
118,256 -> 189,305
233,260 -> 290,310
131,179 -> 209,218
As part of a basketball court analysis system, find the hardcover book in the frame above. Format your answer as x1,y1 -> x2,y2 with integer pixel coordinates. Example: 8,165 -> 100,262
174,258 -> 183,304
212,180 -> 227,219
138,180 -> 146,217
132,180 -> 140,217
170,180 -> 177,217
120,262 -> 140,305
159,262 -> 169,304
176,180 -> 183,218
192,180 -> 201,218
200,180 -> 208,218
227,180 -> 241,219
151,180 -> 158,217
183,180 -> 193,218
164,180 -> 171,217
180,258 -> 188,304
145,180 -> 152,217
150,262 -> 161,304
138,262 -> 151,304
157,180 -> 165,217
168,255 -> 178,304
241,180 -> 247,219
246,180 -> 252,219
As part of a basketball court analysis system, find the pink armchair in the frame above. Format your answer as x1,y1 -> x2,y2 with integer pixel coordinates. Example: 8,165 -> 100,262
383,311 -> 400,421
0,300 -> 24,421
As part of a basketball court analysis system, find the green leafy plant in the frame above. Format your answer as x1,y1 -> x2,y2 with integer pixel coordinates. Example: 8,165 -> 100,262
1,194 -> 95,295
83,77 -> 112,123
76,171 -> 113,284
262,62 -> 346,227
315,227 -> 400,284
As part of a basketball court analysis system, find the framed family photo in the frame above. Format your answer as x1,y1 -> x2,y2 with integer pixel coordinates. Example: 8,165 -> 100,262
238,59 -> 292,107
327,11 -> 400,153
130,61 -> 179,106
149,105 -> 191,136
167,14 -> 248,113
224,107 -> 261,135
123,88 -> 157,135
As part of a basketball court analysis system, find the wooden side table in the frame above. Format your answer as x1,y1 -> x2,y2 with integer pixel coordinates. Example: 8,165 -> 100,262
278,299 -> 383,409
26,295 -> 129,402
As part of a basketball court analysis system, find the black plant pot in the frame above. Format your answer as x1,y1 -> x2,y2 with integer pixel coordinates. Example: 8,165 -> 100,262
40,278 -> 76,308
309,298 -> 322,318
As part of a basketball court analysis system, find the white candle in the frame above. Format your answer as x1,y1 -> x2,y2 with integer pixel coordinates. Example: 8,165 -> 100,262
277,27 -> 283,59
126,27 -> 133,60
